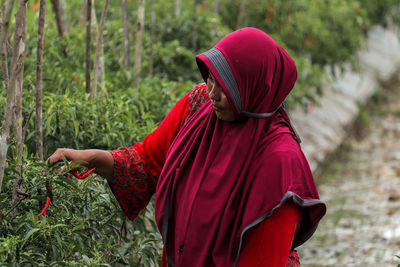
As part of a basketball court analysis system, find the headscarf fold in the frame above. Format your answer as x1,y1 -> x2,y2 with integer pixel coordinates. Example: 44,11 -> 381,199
155,28 -> 326,267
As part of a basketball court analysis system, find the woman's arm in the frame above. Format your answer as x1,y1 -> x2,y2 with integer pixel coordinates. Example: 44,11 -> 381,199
47,148 -> 114,180
47,84 -> 209,220
237,201 -> 302,267
108,83 -> 209,220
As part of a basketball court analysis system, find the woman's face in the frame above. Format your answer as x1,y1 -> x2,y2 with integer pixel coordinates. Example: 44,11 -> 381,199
207,72 -> 236,121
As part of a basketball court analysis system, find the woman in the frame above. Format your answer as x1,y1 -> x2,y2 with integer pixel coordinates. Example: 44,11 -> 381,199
49,28 -> 326,266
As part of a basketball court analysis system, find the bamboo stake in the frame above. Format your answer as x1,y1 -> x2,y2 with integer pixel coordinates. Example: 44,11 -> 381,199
50,0 -> 67,57
1,0 -> 6,19
11,0 -> 27,212
80,0 -> 86,26
91,0 -> 108,100
175,0 -> 180,17
0,0 -> 15,84
0,0 -> 8,86
50,0 -> 66,37
0,0 -> 27,193
0,0 -> 14,52
85,0 -> 92,93
236,0 -> 248,29
133,0 -> 144,88
121,0 -> 130,68
36,0 -> 46,159
214,0 -> 220,13
192,0 -> 198,52
149,0 -> 155,76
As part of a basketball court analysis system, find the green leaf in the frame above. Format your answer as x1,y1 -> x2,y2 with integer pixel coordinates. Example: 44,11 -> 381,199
71,224 -> 86,232
0,193 -> 8,201
71,161 -> 88,169
53,178 -> 77,191
21,253 -> 37,265
21,228 -> 41,248
61,153 -> 69,165
52,224 -> 68,229
52,244 -> 58,261
73,118 -> 80,139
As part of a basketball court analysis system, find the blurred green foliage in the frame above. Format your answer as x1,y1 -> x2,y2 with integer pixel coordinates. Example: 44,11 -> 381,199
24,77 -> 192,157
1,0 -> 400,265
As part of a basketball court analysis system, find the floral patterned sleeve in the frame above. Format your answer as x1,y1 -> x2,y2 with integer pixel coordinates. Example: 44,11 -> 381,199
108,84 -> 209,220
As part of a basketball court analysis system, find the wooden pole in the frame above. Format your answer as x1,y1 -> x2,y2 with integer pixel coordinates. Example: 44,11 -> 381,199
214,0 -> 220,13
92,0 -> 108,100
0,0 -> 15,84
174,0 -> 180,17
0,0 -> 8,86
192,0 -> 198,52
85,0 -> 92,93
50,0 -> 67,56
149,0 -> 155,76
12,0 -> 27,208
50,0 -> 66,37
0,0 -> 14,52
133,0 -> 144,88
121,0 -> 130,68
0,0 -> 27,193
236,0 -> 248,29
35,0 -> 46,159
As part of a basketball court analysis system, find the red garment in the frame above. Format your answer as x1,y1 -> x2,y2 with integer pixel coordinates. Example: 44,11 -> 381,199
162,201 -> 302,267
156,28 -> 325,266
108,84 -> 208,220
237,201 -> 301,267
109,84 -> 303,266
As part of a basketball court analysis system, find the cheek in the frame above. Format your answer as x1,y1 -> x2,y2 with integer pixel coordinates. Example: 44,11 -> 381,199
221,95 -> 236,121
206,80 -> 212,90
205,84 -> 210,95
221,95 -> 231,110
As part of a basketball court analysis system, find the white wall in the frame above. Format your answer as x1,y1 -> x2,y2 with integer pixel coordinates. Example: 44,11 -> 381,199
290,26 -> 400,171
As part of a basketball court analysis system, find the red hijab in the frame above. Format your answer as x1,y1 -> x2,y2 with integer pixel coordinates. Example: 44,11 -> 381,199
155,28 -> 326,267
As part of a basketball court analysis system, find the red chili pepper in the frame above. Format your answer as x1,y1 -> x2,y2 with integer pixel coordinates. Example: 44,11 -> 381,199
31,0 -> 39,12
82,168 -> 95,178
69,171 -> 82,179
37,196 -> 51,217
16,196 -> 27,201
69,168 -> 96,180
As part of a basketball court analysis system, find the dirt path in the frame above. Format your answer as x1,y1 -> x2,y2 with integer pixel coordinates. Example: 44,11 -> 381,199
297,83 -> 400,266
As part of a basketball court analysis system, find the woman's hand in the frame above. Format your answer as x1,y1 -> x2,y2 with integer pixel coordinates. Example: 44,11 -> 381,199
47,148 -> 114,180
47,148 -> 81,166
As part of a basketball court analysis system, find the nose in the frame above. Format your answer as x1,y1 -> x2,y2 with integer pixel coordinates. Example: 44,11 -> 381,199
209,84 -> 220,102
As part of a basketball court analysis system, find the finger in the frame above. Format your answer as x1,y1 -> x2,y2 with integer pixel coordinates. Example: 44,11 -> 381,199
46,154 -> 58,166
46,149 -> 64,166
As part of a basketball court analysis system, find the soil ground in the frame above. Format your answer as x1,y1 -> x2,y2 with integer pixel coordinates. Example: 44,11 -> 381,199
298,81 -> 400,266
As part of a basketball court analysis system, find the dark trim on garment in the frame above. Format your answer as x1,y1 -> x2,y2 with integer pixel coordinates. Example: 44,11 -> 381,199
203,48 -> 284,119
203,48 -> 242,114
281,103 -> 302,143
232,191 -> 324,267
241,103 -> 283,118
167,256 -> 176,267
162,180 -> 176,267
